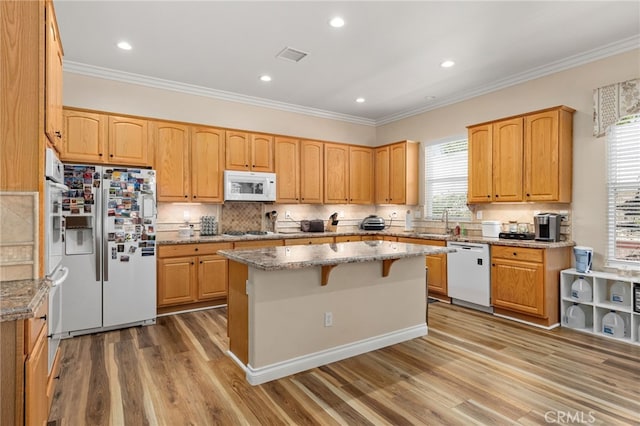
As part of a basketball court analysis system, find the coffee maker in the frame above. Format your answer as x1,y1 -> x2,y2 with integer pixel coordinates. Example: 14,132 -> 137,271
534,213 -> 561,242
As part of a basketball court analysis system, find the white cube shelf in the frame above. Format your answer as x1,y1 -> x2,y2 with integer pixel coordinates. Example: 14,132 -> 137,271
560,268 -> 640,346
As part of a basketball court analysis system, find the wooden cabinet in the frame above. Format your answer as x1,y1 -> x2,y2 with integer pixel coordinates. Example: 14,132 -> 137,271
467,106 -> 574,204
225,131 -> 273,172
324,143 -> 350,203
45,0 -> 63,148
374,141 -> 419,205
233,239 -> 284,249
274,137 -> 300,203
397,238 -> 447,297
524,108 -> 574,202
300,140 -> 324,204
491,245 -> 571,327
25,324 -> 48,426
157,243 -> 232,313
334,235 -> 362,243
154,123 -> 224,203
62,109 -> 149,166
285,237 -> 334,246
349,146 -> 374,204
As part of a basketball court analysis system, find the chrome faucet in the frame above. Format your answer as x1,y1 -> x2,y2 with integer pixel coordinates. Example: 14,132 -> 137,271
441,209 -> 450,234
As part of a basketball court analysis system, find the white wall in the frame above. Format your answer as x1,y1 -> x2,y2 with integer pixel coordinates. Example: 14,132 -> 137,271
377,50 -> 640,269
63,73 -> 377,146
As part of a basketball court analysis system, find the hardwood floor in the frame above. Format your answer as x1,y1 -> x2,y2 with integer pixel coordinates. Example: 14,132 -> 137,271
48,303 -> 640,425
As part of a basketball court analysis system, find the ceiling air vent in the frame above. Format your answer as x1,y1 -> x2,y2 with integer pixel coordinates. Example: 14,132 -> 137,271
276,46 -> 308,63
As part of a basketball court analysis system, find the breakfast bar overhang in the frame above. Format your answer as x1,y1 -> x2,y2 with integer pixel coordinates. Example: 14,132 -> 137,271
219,240 -> 455,385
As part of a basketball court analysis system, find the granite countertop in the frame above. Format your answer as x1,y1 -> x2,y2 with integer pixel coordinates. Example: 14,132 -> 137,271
0,278 -> 50,322
218,240 -> 455,271
157,229 -> 575,249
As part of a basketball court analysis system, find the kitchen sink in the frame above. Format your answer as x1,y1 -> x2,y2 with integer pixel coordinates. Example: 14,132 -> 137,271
414,233 -> 451,239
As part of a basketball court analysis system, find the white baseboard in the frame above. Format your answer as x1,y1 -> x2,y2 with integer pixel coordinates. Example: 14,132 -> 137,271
493,312 -> 560,330
240,323 -> 428,385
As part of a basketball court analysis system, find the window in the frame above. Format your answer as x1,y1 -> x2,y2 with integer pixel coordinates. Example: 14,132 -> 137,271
607,114 -> 640,267
425,137 -> 470,220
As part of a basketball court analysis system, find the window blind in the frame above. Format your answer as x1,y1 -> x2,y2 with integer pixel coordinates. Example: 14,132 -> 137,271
425,139 -> 470,220
607,114 -> 640,266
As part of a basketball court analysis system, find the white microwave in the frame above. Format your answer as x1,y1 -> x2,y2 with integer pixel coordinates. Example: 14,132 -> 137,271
224,170 -> 276,202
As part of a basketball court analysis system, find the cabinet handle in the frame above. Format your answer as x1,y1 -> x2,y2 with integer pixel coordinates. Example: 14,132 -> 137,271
487,195 -> 490,198
253,165 -> 256,167
492,263 -> 496,267
191,262 -> 195,265
513,252 -> 517,256
110,154 -> 114,157
193,195 -> 197,199
184,195 -> 188,198
99,153 -> 103,157
199,261 -> 203,264
526,193 -> 530,197
195,248 -> 199,251
55,131 -> 62,138
40,314 -> 47,321
495,194 -> 499,198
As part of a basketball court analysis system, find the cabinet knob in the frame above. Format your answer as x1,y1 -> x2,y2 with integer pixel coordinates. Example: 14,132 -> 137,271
193,195 -> 197,199
184,195 -> 188,198
200,261 -> 203,264
55,131 -> 62,138
487,195 -> 490,198
191,262 -> 195,265
526,193 -> 531,197
110,154 -> 114,157
492,263 -> 496,267
345,198 -> 347,201
195,248 -> 199,251
513,252 -> 517,256
99,153 -> 103,157
495,194 -> 499,198
252,165 -> 256,167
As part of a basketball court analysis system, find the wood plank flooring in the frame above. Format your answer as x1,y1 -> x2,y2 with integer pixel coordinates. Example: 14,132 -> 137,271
48,303 -> 640,425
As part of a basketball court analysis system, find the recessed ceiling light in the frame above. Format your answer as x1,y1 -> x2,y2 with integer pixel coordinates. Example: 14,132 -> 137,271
440,60 -> 455,68
356,97 -> 365,103
117,41 -> 132,50
329,17 -> 345,28
260,75 -> 272,82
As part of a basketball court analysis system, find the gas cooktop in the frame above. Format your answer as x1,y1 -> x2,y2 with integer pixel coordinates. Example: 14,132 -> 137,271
498,232 -> 536,240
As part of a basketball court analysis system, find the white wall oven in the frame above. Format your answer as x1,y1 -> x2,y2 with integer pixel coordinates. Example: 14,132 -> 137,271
44,148 -> 69,373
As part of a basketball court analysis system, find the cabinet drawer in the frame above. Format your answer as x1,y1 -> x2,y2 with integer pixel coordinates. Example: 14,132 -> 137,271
397,237 -> 446,247
285,237 -> 334,245
158,242 -> 232,258
25,295 -> 48,355
234,239 -> 284,249
491,245 -> 543,263
334,235 -> 362,243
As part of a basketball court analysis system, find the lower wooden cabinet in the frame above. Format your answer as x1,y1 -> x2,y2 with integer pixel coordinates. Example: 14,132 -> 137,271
334,235 -> 362,243
25,328 -> 48,426
397,237 -> 447,297
284,237 -> 335,246
491,245 -> 571,326
157,243 -> 232,313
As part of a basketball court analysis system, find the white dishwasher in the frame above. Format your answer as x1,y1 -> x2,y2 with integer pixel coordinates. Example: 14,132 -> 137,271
446,241 -> 492,313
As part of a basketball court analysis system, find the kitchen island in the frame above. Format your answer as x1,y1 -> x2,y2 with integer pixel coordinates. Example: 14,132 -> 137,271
219,240 -> 454,385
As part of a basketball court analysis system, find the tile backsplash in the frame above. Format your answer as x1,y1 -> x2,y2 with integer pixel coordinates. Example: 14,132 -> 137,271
0,192 -> 38,280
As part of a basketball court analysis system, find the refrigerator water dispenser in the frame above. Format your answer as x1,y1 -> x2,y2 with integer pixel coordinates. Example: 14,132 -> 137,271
65,216 -> 94,255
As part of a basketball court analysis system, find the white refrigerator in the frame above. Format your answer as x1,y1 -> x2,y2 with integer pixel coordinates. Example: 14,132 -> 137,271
60,165 -> 157,336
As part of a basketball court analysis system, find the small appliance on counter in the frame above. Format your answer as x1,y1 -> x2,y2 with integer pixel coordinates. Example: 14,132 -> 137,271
481,221 -> 501,238
534,213 -> 561,241
574,246 -> 593,273
360,215 -> 385,230
200,216 -> 218,235
300,219 -> 324,232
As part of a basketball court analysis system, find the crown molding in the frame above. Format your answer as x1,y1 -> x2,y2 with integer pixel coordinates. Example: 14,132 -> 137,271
375,35 -> 640,126
63,61 -> 377,127
64,35 -> 639,128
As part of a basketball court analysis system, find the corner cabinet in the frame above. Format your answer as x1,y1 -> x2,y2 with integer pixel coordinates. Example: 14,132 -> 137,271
467,106 -> 574,204
491,245 -> 571,328
157,243 -> 232,314
560,269 -> 640,346
374,141 -> 419,205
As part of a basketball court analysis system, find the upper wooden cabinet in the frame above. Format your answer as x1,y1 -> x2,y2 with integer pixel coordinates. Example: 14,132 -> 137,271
300,140 -> 324,204
62,109 -> 108,163
225,131 -> 274,172
349,146 -> 374,204
45,0 -> 63,148
324,143 -> 350,203
154,122 -> 224,203
467,106 -> 574,204
274,137 -> 300,203
62,108 -> 150,166
375,141 -> 419,205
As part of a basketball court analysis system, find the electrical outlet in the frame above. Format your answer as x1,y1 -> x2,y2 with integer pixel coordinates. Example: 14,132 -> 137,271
390,211 -> 398,218
559,210 -> 569,222
324,312 -> 333,327
476,211 -> 483,220
285,211 -> 292,219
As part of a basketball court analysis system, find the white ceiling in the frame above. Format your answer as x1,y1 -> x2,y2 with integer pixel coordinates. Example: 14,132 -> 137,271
55,1 -> 640,126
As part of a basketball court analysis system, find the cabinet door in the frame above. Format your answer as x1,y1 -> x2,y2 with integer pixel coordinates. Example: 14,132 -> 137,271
524,110 -> 559,201
275,137 -> 300,203
191,127 -> 224,202
198,255 -> 228,300
374,146 -> 390,204
324,143 -> 349,204
388,143 -> 407,204
157,257 -> 197,306
250,133 -> 274,172
45,0 -> 63,148
62,110 -> 107,163
225,131 -> 250,170
492,118 -> 523,202
426,254 -> 448,296
25,330 -> 48,426
300,140 -> 324,203
108,116 -> 148,166
349,146 -> 373,204
467,124 -> 493,203
155,122 -> 190,202
491,258 -> 544,317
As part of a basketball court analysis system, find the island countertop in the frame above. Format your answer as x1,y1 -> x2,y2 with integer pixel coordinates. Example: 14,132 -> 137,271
218,240 -> 455,271
0,278 -> 50,322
